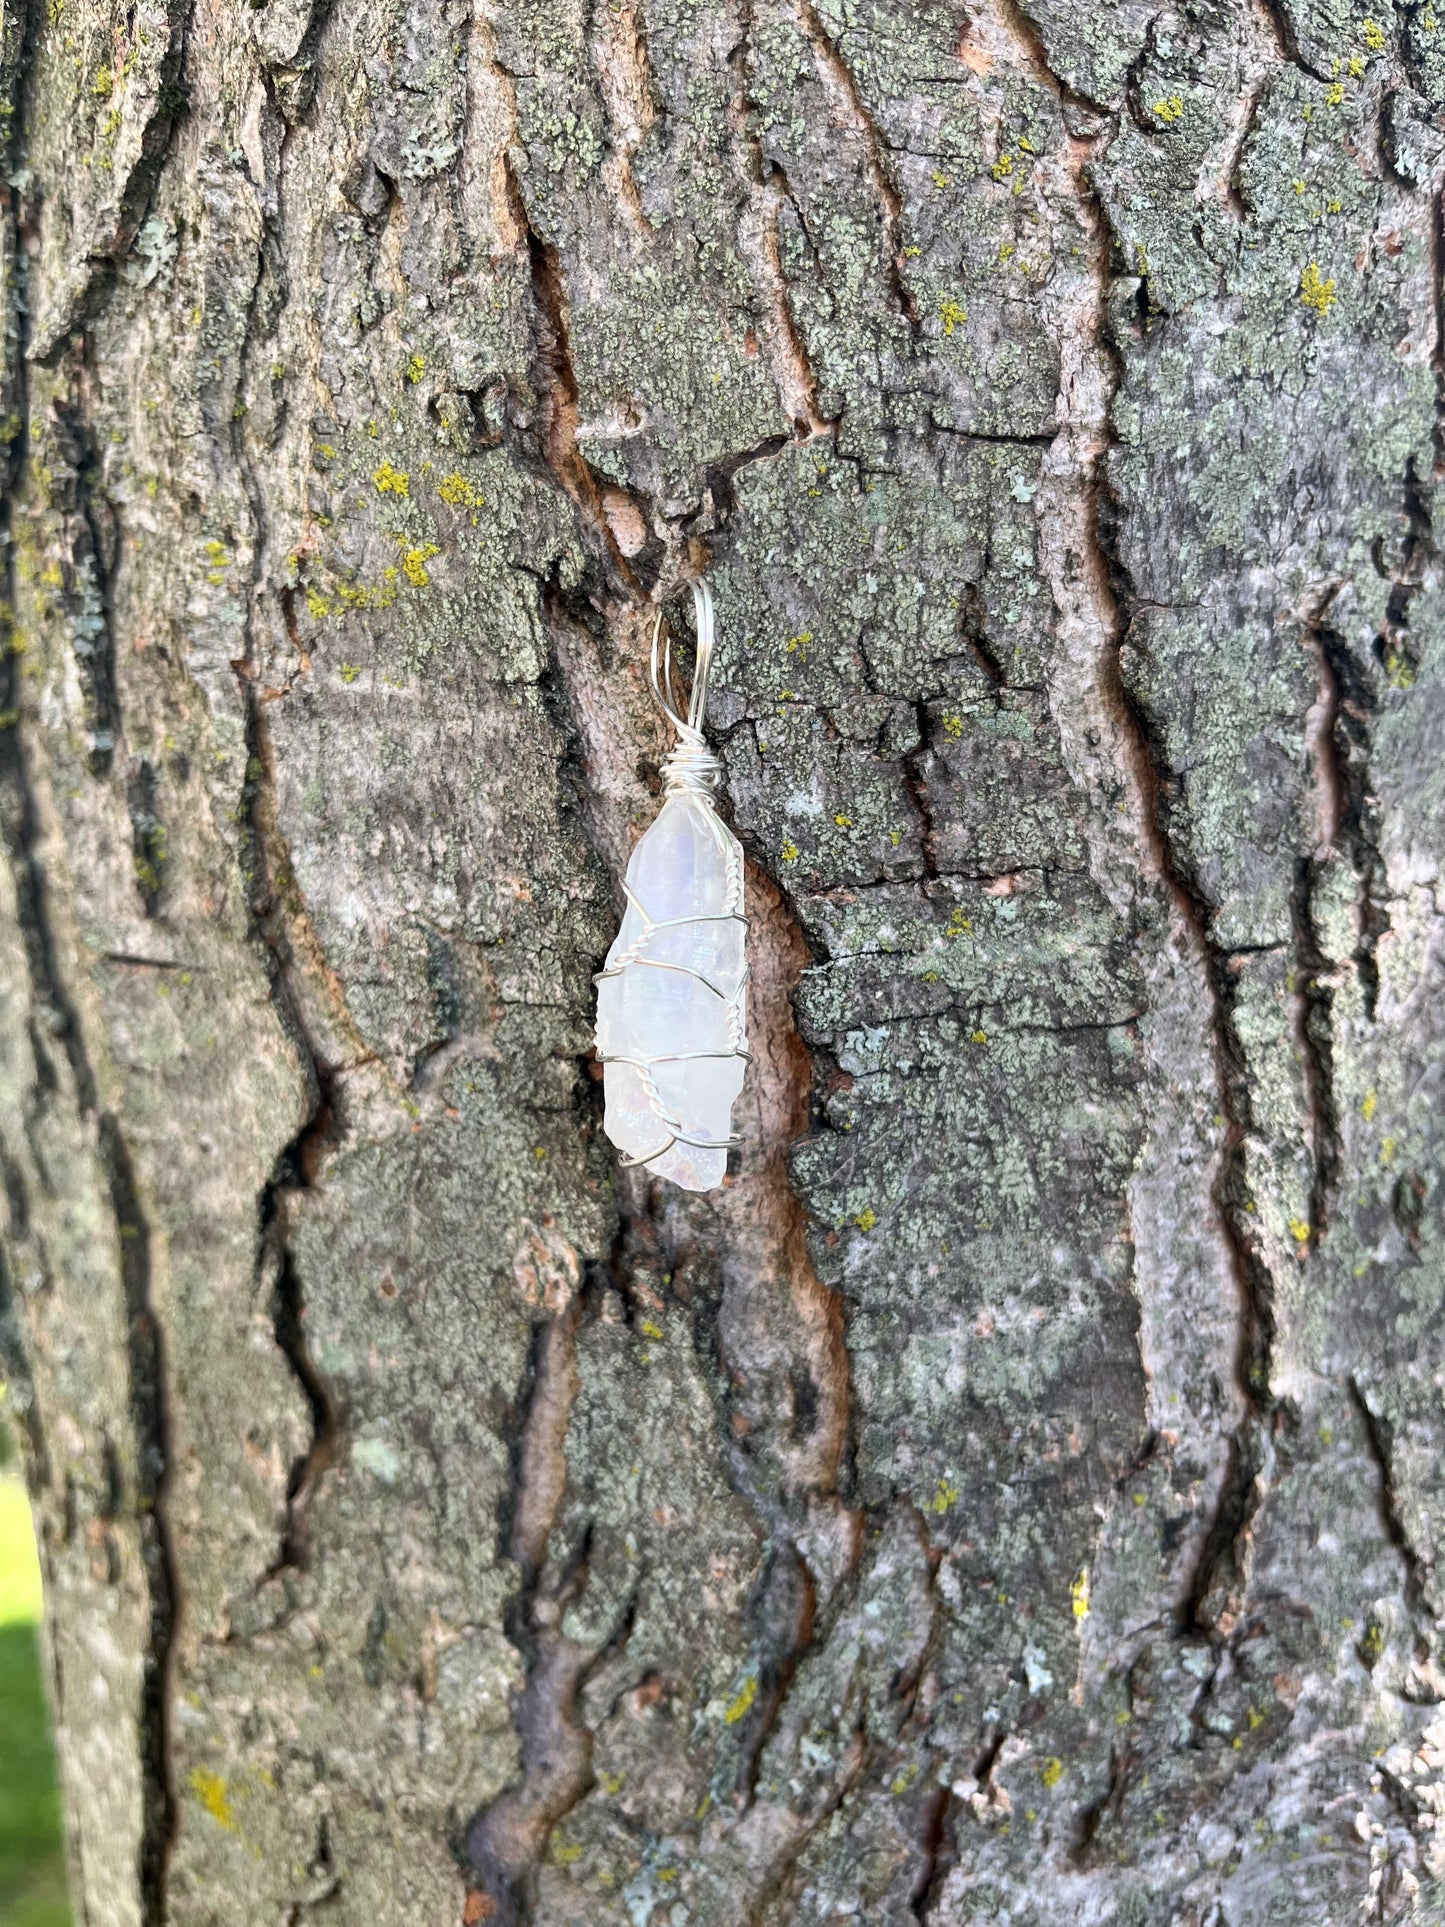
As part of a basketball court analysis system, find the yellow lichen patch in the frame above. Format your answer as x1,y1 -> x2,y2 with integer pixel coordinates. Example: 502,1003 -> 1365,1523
933,169 -> 951,188
723,1675 -> 758,1725
437,470 -> 482,509
834,812 -> 853,827
781,840 -> 799,863
1041,1758 -> 1064,1789
926,1476 -> 959,1514
550,1840 -> 584,1866
1325,80 -> 1344,104
304,585 -> 332,620
91,62 -> 113,96
991,153 -> 1013,181
639,1318 -> 664,1341
971,1029 -> 988,1046
1071,1569 -> 1090,1621
1361,18 -> 1385,50
854,1207 -> 877,1233
1299,262 -> 1337,316
335,579 -> 397,613
596,1768 -> 626,1795
940,297 -> 968,335
340,663 -> 362,685
786,629 -> 812,656
944,906 -> 972,939
405,352 -> 427,383
372,460 -> 410,496
890,1762 -> 921,1795
942,712 -> 963,737
1287,1218 -> 1310,1244
1362,1089 -> 1377,1121
189,1768 -> 236,1831
399,543 -> 440,588
1151,95 -> 1183,123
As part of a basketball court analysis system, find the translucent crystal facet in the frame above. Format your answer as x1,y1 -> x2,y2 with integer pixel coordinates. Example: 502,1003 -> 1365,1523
595,792 -> 748,1191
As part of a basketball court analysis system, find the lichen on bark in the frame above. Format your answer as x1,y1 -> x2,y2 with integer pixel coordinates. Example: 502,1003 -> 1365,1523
0,0 -> 1442,1920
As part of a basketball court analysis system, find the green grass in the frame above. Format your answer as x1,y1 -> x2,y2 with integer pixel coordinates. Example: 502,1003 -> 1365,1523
0,1466 -> 71,1927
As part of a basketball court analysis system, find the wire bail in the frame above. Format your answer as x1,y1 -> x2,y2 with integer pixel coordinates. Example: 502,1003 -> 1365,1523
652,579 -> 724,800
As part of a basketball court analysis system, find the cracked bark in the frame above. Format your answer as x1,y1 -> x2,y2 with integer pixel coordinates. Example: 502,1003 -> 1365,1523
2,0 -> 1445,1921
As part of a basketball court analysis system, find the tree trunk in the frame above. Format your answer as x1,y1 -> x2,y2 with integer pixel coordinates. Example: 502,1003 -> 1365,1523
0,0 -> 1442,1918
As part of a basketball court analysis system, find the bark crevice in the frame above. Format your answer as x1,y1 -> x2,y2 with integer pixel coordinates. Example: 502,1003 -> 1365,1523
729,0 -> 842,437
1004,0 -> 1284,1638
256,1127 -> 340,1584
97,1113 -> 181,1918
25,0 -> 196,366
788,0 -> 920,329
466,1294 -> 595,1925
1350,1376 -> 1428,1614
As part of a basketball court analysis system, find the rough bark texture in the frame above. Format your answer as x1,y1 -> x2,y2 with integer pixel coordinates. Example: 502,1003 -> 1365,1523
0,0 -> 1443,1919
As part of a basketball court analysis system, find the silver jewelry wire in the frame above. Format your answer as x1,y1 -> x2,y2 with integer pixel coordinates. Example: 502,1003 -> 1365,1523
653,578 -> 724,799
593,577 -> 749,1171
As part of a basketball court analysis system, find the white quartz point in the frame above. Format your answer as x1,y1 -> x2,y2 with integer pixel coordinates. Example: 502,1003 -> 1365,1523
595,790 -> 747,1191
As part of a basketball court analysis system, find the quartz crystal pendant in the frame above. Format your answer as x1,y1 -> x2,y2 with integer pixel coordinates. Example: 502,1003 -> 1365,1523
594,582 -> 749,1191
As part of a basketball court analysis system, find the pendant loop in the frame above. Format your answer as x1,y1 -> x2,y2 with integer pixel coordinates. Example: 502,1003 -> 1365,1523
651,579 -> 723,798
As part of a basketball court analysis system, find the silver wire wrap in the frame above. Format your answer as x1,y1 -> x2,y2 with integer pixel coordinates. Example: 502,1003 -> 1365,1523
593,578 -> 749,1174
653,578 -> 724,799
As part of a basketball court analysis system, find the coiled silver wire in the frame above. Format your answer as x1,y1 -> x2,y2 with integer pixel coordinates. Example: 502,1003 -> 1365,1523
653,578 -> 724,799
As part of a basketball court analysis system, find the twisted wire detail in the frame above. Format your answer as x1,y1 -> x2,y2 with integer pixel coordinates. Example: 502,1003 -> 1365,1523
652,579 -> 724,799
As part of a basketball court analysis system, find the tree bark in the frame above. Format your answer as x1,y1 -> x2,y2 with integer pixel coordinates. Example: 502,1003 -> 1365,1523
0,0 -> 1442,1919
